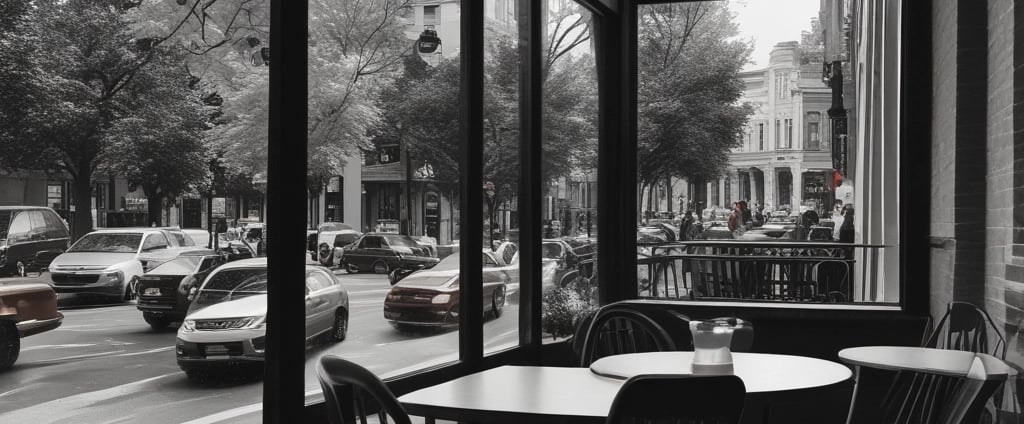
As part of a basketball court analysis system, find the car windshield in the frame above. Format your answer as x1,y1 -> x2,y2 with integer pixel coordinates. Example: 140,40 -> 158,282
195,268 -> 268,307
68,233 -> 143,253
319,222 -> 353,232
383,235 -> 417,247
542,243 -> 563,259
148,256 -> 201,275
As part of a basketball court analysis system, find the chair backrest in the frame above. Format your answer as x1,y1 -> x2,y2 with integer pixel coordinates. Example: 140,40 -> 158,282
939,356 -> 1008,424
317,355 -> 412,424
924,301 -> 1006,359
578,303 -> 685,367
606,374 -> 746,424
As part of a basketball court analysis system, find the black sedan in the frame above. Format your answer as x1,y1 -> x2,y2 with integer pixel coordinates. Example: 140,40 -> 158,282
135,250 -> 227,330
340,233 -> 439,274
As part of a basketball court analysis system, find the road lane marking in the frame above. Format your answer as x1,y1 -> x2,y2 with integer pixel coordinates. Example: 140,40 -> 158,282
21,343 -> 98,351
22,345 -> 169,365
0,373 -> 179,422
179,402 -> 262,424
0,387 -> 29,398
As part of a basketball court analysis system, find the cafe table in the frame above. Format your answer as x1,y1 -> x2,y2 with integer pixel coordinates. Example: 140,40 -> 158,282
837,346 -> 1014,424
398,352 -> 852,424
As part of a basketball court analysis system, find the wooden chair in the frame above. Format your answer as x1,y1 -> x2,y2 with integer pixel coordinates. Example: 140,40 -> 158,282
606,374 -> 746,424
577,303 -> 688,367
317,355 -> 412,424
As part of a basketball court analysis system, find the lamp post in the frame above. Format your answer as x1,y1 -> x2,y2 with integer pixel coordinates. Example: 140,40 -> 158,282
253,173 -> 268,255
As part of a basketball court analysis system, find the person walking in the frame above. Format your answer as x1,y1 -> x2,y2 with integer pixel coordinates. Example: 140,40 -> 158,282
728,202 -> 745,238
838,205 -> 855,243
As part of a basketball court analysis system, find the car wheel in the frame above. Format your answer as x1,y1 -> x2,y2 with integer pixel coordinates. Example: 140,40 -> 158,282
331,309 -> 348,342
0,321 -> 20,371
558,270 -> 580,288
122,279 -> 135,302
491,287 -> 505,319
144,314 -> 172,331
372,260 -> 390,274
343,261 -> 359,274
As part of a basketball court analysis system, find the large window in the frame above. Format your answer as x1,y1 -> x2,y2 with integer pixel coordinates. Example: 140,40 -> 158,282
0,0 -> 271,422
635,0 -> 900,306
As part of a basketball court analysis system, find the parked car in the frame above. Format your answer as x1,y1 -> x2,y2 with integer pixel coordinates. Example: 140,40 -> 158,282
176,258 -> 349,379
0,206 -> 71,276
182,229 -> 256,261
314,222 -> 360,267
340,233 -> 439,274
48,227 -> 204,301
383,251 -> 507,329
542,238 -> 595,286
0,278 -> 63,370
135,250 -> 227,330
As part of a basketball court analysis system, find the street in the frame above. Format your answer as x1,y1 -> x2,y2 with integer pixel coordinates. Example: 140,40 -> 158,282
0,270 -> 520,424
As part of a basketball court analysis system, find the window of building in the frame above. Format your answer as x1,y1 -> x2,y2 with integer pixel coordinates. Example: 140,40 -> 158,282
782,118 -> 793,148
424,5 -> 438,26
776,71 -> 789,98
758,123 -> 765,150
775,119 -> 781,148
806,112 -> 821,150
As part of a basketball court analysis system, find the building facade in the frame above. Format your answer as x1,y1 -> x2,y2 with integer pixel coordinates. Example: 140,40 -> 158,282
707,40 -> 836,215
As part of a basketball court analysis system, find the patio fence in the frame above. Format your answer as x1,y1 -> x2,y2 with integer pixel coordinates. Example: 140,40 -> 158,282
636,241 -> 888,303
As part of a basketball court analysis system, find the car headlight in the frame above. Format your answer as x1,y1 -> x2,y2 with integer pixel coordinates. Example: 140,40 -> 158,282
104,270 -> 124,285
396,253 -> 404,260
431,294 -> 451,304
181,320 -> 196,332
236,315 -> 266,329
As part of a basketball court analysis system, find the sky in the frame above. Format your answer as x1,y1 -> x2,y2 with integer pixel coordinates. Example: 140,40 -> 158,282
727,0 -> 822,71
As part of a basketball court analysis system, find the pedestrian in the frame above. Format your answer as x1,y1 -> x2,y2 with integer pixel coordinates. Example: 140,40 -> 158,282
831,199 -> 844,220
838,205 -> 855,243
728,202 -> 745,238
679,211 -> 693,241
740,200 -> 752,229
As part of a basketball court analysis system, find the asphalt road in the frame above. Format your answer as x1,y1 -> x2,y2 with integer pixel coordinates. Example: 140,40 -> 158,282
0,270 -> 520,424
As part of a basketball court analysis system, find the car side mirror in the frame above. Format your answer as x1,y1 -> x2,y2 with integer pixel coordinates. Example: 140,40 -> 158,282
187,287 -> 197,301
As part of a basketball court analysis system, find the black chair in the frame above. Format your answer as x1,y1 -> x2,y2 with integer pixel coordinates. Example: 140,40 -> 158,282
577,302 -> 690,367
606,374 -> 746,424
923,301 -> 1006,359
317,355 -> 412,424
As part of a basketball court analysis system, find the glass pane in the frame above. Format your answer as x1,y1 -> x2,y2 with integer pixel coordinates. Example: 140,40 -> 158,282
0,0 -> 269,421
482,2 -> 522,355
539,2 -> 599,343
635,1 -> 895,304
305,0 -> 462,403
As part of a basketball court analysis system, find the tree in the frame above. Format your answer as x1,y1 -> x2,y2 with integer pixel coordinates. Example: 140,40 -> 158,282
305,0 -> 411,194
0,0 -> 204,238
636,3 -> 753,213
98,53 -> 210,225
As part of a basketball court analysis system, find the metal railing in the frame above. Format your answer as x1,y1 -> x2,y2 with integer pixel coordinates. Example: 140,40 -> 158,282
636,241 -> 888,303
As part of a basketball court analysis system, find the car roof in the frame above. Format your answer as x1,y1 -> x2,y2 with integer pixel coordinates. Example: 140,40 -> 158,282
0,206 -> 58,211
215,257 -> 268,270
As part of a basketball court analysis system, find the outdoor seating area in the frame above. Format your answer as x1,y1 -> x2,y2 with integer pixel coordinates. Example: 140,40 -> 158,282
314,300 -> 1019,423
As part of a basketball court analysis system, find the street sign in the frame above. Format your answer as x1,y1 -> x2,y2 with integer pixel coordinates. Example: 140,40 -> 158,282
212,197 -> 226,218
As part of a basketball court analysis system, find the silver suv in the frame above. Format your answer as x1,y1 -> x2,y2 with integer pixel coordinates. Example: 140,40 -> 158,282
48,227 -> 202,301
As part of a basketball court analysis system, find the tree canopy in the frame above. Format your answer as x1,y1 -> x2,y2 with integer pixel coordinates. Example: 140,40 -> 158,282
637,3 -> 753,190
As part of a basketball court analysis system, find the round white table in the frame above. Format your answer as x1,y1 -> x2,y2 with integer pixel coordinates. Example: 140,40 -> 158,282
590,351 -> 853,394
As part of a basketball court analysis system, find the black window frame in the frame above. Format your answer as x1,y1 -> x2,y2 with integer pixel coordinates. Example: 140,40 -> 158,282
270,0 -> 932,420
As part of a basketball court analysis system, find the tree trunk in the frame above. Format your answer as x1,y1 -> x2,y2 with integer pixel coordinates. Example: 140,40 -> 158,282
637,182 -> 645,225
72,170 -> 94,241
146,189 -> 164,227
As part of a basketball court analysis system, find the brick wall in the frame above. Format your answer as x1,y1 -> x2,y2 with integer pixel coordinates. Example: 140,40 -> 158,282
931,0 -> 1023,366
930,0 -> 958,318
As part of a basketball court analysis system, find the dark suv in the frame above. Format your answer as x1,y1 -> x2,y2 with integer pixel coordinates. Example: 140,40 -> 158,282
0,207 -> 71,276
340,233 -> 439,274
135,250 -> 227,330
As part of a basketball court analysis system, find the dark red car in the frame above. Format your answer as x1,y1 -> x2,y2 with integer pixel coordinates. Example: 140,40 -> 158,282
0,278 -> 63,370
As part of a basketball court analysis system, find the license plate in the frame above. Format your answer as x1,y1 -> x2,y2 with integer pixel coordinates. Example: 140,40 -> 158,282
205,345 -> 229,356
143,288 -> 161,296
